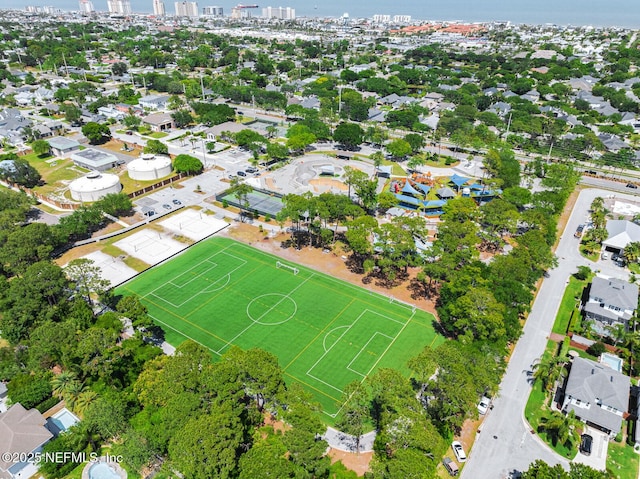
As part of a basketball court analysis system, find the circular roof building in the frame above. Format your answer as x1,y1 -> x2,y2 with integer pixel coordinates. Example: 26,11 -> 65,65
69,171 -> 122,202
127,153 -> 172,181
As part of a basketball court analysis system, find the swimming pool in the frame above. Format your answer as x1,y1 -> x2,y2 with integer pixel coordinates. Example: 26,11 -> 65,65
88,462 -> 121,479
49,409 -> 79,432
600,352 -> 623,372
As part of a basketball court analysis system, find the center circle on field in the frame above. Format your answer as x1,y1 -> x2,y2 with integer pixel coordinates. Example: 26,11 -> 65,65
247,293 -> 297,325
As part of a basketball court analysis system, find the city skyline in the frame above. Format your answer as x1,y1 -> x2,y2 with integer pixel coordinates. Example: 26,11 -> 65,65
4,0 -> 640,27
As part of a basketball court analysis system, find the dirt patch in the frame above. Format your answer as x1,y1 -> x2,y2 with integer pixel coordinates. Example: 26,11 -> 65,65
458,416 -> 482,460
224,223 -> 437,315
55,242 -> 103,265
328,448 -> 372,477
100,139 -> 140,156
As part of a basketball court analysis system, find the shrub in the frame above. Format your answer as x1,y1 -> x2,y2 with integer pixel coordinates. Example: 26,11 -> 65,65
222,199 -> 229,208
586,341 -> 606,357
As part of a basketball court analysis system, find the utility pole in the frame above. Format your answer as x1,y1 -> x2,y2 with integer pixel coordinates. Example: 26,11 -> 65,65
505,112 -> 512,139
62,52 -> 69,78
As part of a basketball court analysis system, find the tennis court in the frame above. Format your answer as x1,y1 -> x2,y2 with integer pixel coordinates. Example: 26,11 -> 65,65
219,189 -> 284,216
116,237 -> 440,419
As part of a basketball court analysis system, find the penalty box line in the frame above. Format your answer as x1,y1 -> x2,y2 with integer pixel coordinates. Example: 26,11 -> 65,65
306,308 -> 415,396
150,259 -> 245,309
142,241 -> 238,299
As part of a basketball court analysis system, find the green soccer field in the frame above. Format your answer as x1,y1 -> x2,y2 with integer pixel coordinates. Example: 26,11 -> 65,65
116,236 -> 441,419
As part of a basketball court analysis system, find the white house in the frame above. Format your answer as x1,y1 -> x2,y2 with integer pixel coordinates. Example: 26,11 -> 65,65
583,276 -> 638,332
561,356 -> 630,437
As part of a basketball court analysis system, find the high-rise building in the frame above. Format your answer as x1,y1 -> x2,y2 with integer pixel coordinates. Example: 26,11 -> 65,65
202,5 -> 223,17
153,0 -> 166,15
372,14 -> 390,23
107,0 -> 132,14
175,1 -> 198,17
79,0 -> 94,13
393,15 -> 411,23
262,6 -> 295,20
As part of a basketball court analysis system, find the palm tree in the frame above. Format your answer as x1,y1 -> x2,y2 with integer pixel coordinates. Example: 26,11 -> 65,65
51,371 -> 77,399
63,380 -> 85,410
624,242 -> 640,264
74,390 -> 97,416
266,125 -> 278,139
532,355 -> 565,393
541,410 -> 581,447
591,196 -> 605,212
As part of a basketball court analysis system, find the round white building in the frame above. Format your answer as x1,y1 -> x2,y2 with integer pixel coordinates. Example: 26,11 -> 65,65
127,153 -> 172,181
69,171 -> 122,202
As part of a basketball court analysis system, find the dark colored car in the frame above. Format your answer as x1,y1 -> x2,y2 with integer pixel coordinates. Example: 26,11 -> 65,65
626,183 -> 638,189
580,434 -> 592,456
172,199 -> 182,205
144,210 -> 155,217
237,171 -> 247,177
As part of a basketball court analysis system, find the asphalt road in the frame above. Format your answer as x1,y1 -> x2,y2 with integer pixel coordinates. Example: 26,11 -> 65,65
461,186 -> 635,479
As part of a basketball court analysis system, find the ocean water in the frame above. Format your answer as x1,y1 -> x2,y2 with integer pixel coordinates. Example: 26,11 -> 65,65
3,0 -> 640,28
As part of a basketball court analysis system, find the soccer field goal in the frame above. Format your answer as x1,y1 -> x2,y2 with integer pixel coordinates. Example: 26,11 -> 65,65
276,260 -> 299,275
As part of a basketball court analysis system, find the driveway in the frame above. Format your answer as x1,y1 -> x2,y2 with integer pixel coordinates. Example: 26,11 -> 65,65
573,427 -> 608,471
462,184 -> 639,478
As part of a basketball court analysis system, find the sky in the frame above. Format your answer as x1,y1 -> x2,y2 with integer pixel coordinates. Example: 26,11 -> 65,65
3,0 -> 640,28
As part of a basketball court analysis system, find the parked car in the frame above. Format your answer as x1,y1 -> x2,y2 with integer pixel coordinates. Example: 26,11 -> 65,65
144,210 -> 156,217
452,441 -> 467,463
237,170 -> 247,177
574,224 -> 585,238
626,182 -> 638,189
443,457 -> 459,476
162,204 -> 171,210
580,434 -> 592,456
172,199 -> 182,205
246,166 -> 258,173
477,396 -> 491,415
602,251 -> 609,260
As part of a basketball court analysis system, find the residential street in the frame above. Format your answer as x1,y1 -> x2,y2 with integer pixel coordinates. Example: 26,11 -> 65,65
461,185 -> 635,478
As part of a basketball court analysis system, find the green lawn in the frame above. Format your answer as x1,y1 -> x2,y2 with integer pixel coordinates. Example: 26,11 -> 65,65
116,237 -> 441,421
380,158 -> 406,176
607,438 -> 639,479
524,341 -> 576,459
553,276 -> 587,335
147,131 -> 168,139
25,152 -> 86,194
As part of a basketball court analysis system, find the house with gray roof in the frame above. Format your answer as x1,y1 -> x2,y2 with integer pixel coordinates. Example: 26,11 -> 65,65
583,276 -> 638,332
48,137 -> 81,157
598,133 -> 629,152
143,112 -> 174,133
0,403 -> 54,479
71,149 -> 122,171
138,94 -> 170,111
561,356 -> 630,437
